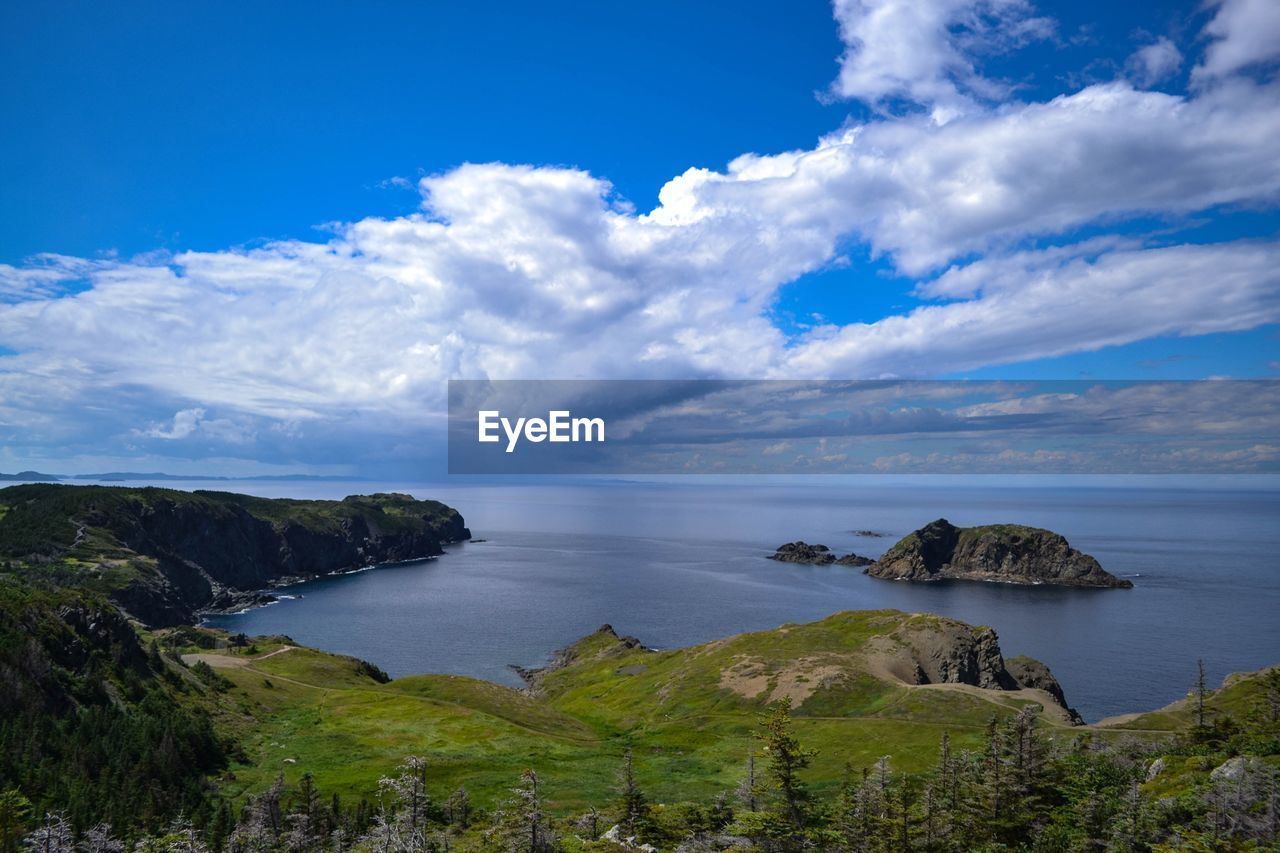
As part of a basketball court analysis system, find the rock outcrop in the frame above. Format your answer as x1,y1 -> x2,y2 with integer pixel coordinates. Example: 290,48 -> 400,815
859,614 -> 1083,722
865,616 -> 1016,690
1006,655 -> 1084,723
863,518 -> 1131,588
512,623 -> 647,693
769,541 -> 873,566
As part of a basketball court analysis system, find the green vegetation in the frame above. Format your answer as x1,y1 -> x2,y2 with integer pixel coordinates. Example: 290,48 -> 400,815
0,484 -> 464,570
0,484 -> 470,626
0,576 -> 228,840
0,488 -> 1275,849
1,572 -> 1278,849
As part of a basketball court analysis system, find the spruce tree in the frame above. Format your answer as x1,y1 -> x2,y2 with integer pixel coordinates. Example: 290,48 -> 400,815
758,697 -> 817,842
615,748 -> 650,842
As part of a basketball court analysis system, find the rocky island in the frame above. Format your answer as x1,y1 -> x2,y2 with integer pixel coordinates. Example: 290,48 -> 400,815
864,518 -> 1132,588
769,540 -> 873,566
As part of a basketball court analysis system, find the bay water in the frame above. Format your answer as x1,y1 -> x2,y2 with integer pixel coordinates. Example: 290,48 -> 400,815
198,477 -> 1280,721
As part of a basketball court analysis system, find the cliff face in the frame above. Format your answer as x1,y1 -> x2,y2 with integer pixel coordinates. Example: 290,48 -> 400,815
865,518 -> 1131,588
0,485 -> 470,626
869,621 -> 1085,723
1005,655 -> 1081,721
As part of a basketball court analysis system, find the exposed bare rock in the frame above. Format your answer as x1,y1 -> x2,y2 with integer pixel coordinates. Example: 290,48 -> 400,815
864,518 -> 1132,588
769,541 -> 873,566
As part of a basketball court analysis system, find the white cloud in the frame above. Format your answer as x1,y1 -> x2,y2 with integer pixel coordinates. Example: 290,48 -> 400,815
782,240 -> 1280,377
661,79 -> 1280,275
134,408 -> 254,443
0,254 -> 97,302
137,409 -> 206,440
1126,36 -> 1183,88
828,0 -> 1054,122
0,0 -> 1277,467
1193,0 -> 1280,83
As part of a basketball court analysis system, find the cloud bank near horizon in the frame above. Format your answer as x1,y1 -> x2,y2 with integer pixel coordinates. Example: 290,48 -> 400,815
446,379 -> 1280,475
1,0 -> 1279,474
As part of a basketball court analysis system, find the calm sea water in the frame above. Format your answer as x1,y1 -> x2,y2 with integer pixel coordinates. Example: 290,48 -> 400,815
193,478 -> 1280,721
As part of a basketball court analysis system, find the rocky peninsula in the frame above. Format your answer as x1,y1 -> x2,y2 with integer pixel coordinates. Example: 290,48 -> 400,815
0,484 -> 471,625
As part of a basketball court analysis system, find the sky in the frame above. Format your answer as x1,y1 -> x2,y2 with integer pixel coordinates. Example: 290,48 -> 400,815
1,0 -> 1279,477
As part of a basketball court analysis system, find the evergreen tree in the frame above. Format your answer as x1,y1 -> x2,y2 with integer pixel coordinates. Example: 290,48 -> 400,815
614,748 -> 650,842
921,731 -> 960,849
860,757 -> 893,852
760,697 -> 816,834
282,772 -> 328,852
832,765 -> 864,851
734,749 -> 758,813
0,790 -> 32,853
206,803 -> 232,853
1006,705 -> 1051,831
1192,658 -> 1211,739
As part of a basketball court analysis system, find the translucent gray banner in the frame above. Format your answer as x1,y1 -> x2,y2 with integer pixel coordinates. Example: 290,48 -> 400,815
447,379 -> 1280,474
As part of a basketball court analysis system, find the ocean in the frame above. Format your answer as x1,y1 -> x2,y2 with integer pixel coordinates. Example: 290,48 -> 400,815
195,477 -> 1280,722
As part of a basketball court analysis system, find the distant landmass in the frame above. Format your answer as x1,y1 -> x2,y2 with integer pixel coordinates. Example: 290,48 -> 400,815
72,471 -> 363,482
0,470 -> 366,482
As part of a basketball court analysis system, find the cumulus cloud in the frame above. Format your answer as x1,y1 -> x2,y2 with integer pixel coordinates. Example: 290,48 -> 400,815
0,0 -> 1278,471
135,408 -> 255,443
1193,0 -> 1280,83
1126,36 -> 1183,88
828,0 -> 1054,122
660,79 -> 1280,274
138,409 -> 207,440
783,241 -> 1280,377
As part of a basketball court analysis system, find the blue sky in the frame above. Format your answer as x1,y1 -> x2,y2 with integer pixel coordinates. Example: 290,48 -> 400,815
1,0 -> 1278,476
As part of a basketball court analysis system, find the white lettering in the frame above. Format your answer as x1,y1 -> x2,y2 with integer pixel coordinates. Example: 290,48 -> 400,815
572,416 -> 605,442
502,416 -> 526,453
478,411 -> 500,443
548,410 -> 570,442
479,410 -> 605,453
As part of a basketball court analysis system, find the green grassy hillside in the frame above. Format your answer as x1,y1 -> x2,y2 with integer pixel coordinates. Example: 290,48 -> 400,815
168,621 -> 1279,850
3,569 -> 1276,849
186,610 -> 1092,813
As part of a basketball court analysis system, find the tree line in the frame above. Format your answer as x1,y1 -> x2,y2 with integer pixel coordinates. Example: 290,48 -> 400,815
4,668 -> 1278,852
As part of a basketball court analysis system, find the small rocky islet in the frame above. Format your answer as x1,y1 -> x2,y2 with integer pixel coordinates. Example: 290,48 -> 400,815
771,517 -> 1132,589
768,540 -> 874,566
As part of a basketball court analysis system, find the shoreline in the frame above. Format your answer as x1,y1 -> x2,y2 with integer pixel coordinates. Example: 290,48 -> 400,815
197,548 -> 467,620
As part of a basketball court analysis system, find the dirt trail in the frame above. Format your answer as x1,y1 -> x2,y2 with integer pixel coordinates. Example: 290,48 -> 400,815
181,646 -> 295,668
911,682 -> 1079,726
